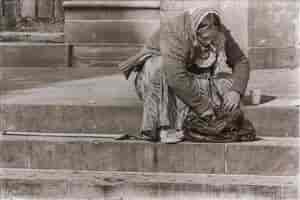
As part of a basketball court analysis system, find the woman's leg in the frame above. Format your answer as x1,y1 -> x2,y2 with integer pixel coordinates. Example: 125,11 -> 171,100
132,56 -> 178,140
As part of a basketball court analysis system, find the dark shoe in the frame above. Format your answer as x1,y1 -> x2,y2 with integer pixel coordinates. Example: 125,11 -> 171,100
140,130 -> 159,142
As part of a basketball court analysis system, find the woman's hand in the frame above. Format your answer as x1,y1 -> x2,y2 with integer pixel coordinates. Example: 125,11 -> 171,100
223,91 -> 240,112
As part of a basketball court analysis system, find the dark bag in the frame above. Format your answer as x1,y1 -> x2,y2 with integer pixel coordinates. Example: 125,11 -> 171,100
182,108 -> 257,143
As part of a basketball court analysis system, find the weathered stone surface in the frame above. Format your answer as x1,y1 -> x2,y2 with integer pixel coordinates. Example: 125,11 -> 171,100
63,0 -> 160,9
54,0 -> 64,20
0,179 -> 68,199
64,1 -> 160,45
0,104 -> 142,134
0,0 -> 3,17
0,178 -> 297,200
297,47 -> 300,67
155,143 -> 225,173
0,140 -> 28,168
0,43 -> 66,67
247,68 -> 300,98
0,72 -> 298,137
0,136 -> 299,176
249,48 -> 273,69
21,0 -> 36,18
226,138 -> 300,176
73,45 -> 141,67
0,32 -> 64,42
105,184 -> 298,200
0,168 -> 297,187
272,48 -> 297,68
0,136 -> 226,174
1,102 -> 298,137
244,106 -> 299,137
0,67 -> 119,94
38,0 -> 54,18
161,0 -> 219,11
249,48 -> 297,69
248,0 -> 297,48
65,7 -> 160,20
220,0 -> 248,55
65,20 -> 159,44
248,0 -> 298,69
3,0 -> 17,29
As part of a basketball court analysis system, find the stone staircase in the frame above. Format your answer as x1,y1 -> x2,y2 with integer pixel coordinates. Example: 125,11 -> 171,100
0,68 -> 299,199
0,0 -> 299,199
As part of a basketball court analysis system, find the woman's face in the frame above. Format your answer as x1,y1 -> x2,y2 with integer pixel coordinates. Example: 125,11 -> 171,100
196,15 -> 219,47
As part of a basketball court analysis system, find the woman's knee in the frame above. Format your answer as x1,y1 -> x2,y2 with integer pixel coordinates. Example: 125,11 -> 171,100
143,56 -> 163,84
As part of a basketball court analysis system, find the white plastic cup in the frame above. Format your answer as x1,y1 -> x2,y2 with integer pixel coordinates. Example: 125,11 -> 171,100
251,89 -> 261,105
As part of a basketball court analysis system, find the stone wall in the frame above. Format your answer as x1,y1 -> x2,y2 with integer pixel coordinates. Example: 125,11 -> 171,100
0,0 -> 64,32
248,0 -> 299,69
0,0 -> 298,68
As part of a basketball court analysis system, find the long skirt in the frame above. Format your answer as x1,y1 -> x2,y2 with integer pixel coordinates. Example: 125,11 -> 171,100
130,55 -> 234,136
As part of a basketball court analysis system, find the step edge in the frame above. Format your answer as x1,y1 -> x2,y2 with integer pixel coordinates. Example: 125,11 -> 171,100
0,168 -> 297,187
0,42 -> 67,46
0,134 -> 299,147
63,1 -> 161,9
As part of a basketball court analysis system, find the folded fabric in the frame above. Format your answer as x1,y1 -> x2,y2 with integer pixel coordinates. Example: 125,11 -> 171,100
182,108 -> 257,143
118,47 -> 160,79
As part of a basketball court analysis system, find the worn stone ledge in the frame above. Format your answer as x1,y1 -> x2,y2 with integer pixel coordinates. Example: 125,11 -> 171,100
64,20 -> 159,43
0,99 -> 298,137
0,178 -> 298,200
0,32 -> 64,43
0,42 -> 67,67
0,71 -> 298,136
0,135 -> 298,176
0,168 -> 297,187
63,1 -> 160,9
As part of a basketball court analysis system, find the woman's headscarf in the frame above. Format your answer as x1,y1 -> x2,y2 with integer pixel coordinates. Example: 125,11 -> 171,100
188,7 -> 222,47
188,7 -> 232,74
190,8 -> 220,35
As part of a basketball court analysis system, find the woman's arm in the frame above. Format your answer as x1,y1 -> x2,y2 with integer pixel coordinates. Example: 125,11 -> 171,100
223,26 -> 250,96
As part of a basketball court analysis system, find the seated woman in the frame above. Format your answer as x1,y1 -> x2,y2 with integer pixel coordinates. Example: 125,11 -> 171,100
119,7 -> 253,143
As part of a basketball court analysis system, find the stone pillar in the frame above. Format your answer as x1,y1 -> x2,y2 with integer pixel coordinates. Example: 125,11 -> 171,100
0,0 -> 3,16
0,0 -> 3,30
2,0 -> 18,30
54,0 -> 64,21
21,0 -> 36,18
38,0 -> 54,19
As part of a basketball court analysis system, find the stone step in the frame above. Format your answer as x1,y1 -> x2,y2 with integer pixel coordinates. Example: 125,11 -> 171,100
0,177 -> 297,200
0,102 -> 298,137
0,134 -> 298,198
0,74 -> 299,137
0,42 -> 67,67
0,135 -> 298,176
0,32 -> 64,43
